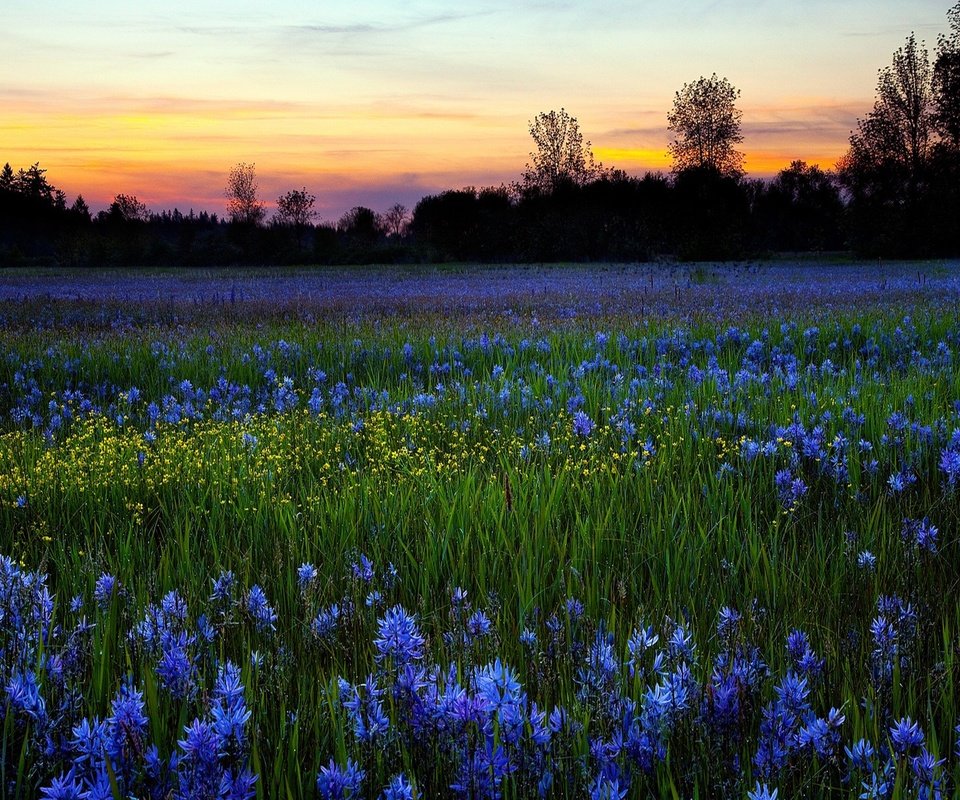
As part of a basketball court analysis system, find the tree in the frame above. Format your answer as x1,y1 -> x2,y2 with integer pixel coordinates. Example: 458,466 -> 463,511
0,163 -> 13,191
667,74 -> 744,176
758,161 -> 844,251
844,34 -> 935,186
225,162 -> 266,226
108,193 -> 149,223
275,188 -> 316,228
70,194 -> 91,222
838,34 -> 941,255
934,2 -> 960,147
338,206 -> 382,240
382,203 -> 409,237
522,108 -> 598,193
13,162 -> 56,203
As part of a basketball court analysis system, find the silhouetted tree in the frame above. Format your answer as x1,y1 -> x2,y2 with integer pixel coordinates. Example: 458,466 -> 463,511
275,188 -> 316,229
838,34 -> 937,254
935,2 -> 960,147
0,163 -> 14,191
756,161 -> 844,251
13,163 -> 57,203
671,167 -> 750,259
338,206 -> 381,239
225,163 -> 266,226
522,108 -> 598,193
667,74 -> 744,176
70,195 -> 91,222
382,203 -> 409,237
107,194 -> 149,223
275,187 -> 316,252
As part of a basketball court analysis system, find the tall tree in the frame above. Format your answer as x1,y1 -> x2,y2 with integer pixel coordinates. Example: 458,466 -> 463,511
838,34 -> 938,255
14,162 -> 56,203
0,163 -> 14,191
70,194 -> 91,222
934,2 -> 960,147
843,34 -> 935,186
522,108 -> 598,193
667,74 -> 744,176
225,163 -> 266,226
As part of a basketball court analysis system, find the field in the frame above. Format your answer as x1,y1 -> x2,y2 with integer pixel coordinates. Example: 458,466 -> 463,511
2,261 -> 960,799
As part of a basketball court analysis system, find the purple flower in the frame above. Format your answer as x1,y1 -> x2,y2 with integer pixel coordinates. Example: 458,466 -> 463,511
747,783 -> 778,800
246,585 -> 277,632
297,563 -> 318,591
374,606 -> 425,667
94,573 -> 117,610
573,410 -> 595,438
890,716 -> 924,757
317,757 -> 365,799
940,447 -> 960,486
379,774 -> 413,800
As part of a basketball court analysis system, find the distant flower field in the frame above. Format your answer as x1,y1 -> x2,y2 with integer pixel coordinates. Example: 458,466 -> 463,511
2,263 -> 960,798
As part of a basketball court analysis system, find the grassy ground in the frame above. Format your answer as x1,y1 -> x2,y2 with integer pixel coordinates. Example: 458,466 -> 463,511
1,266 -> 960,797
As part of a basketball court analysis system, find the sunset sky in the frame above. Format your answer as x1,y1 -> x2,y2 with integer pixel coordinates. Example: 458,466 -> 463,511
3,0 -> 953,221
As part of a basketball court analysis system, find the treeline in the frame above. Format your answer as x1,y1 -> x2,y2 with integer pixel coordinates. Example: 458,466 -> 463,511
0,163 -> 853,265
1,3 -> 958,266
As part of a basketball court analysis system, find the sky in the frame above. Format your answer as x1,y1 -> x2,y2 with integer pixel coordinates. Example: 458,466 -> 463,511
2,0 -> 953,221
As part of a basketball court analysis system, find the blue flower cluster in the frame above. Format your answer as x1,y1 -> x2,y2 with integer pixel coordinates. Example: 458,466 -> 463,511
4,538 -> 960,797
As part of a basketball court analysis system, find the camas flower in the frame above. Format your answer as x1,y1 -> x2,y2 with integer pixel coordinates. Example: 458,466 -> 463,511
573,410 -> 595,438
246,586 -> 277,632
374,606 -> 425,667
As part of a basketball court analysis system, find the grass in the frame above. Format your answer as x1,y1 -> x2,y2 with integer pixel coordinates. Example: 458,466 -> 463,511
1,277 -> 960,796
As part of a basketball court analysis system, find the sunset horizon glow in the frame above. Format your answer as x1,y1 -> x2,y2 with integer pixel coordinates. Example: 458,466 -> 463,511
3,0 -> 953,221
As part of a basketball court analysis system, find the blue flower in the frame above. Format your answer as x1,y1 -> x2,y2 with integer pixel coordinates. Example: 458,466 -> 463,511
939,447 -> 960,486
94,573 -> 118,610
747,782 -> 778,800
297,563 -> 318,591
317,757 -> 365,799
374,606 -> 425,667
573,410 -> 595,438
890,716 -> 924,757
466,610 -> 492,640
40,774 -> 86,799
379,774 -> 414,800
352,554 -> 375,583
210,571 -> 235,603
857,551 -> 877,571
246,585 -> 277,632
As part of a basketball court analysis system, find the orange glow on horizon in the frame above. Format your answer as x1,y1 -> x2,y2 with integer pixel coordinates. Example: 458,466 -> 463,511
3,96 -> 858,216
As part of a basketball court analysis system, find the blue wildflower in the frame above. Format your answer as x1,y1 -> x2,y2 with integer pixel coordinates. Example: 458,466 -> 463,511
890,716 -> 924,757
246,585 -> 277,632
374,606 -> 425,667
317,757 -> 365,799
572,410 -> 595,438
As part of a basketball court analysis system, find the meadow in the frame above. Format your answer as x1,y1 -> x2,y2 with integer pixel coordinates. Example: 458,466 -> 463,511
2,261 -> 960,799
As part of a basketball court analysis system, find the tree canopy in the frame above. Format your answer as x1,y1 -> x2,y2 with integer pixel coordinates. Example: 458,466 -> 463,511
667,74 -> 744,176
522,108 -> 598,193
225,163 -> 266,226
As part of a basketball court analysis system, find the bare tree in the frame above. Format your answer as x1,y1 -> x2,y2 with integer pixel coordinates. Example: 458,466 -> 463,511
382,203 -> 409,237
522,108 -> 598,193
225,162 -> 266,226
667,74 -> 744,176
